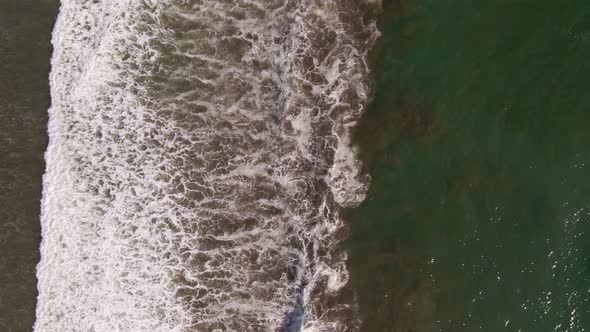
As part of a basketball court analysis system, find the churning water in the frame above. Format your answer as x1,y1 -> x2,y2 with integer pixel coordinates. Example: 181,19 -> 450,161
35,1 -> 380,331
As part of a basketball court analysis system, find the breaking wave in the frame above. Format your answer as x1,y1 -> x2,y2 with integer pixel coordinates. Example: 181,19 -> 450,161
35,1 -> 380,331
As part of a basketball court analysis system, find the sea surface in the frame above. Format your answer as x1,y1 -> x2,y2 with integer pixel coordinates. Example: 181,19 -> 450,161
0,1 -> 58,331
35,1 -> 379,331
347,0 -> 590,331
2,1 -> 589,331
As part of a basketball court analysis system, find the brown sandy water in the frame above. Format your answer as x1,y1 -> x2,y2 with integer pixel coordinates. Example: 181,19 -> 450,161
0,1 -> 59,331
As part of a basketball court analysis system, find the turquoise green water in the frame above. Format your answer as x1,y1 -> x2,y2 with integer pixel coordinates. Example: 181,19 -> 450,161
347,1 -> 590,331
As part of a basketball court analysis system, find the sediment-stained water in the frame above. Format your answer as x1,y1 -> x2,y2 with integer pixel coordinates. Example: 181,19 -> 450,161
0,1 -> 58,331
15,1 -> 588,331
36,1 -> 380,331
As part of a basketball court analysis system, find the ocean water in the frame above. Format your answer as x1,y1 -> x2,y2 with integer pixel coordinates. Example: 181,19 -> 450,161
35,1 -> 380,331
0,1 -> 58,331
347,0 -> 590,331
5,0 -> 588,331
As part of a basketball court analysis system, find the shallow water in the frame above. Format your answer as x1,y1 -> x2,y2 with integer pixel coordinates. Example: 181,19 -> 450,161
347,0 -> 590,331
0,1 -> 58,331
35,1 -> 379,331
4,1 -> 589,331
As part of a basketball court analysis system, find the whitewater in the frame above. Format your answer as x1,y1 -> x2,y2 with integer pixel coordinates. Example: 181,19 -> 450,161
35,1 -> 380,331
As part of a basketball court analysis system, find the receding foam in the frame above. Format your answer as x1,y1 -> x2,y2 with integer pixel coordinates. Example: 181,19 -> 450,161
35,1 -> 380,331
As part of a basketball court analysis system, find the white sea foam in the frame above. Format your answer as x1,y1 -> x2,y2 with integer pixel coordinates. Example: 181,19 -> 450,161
36,1 -> 380,331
